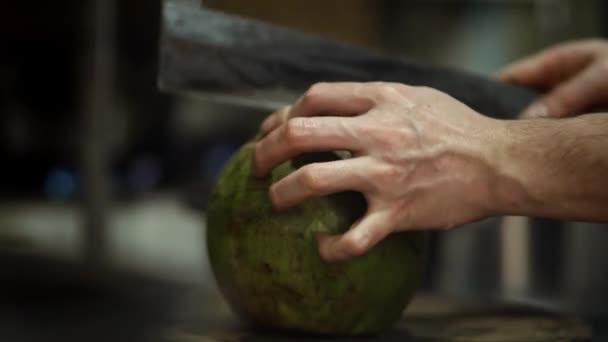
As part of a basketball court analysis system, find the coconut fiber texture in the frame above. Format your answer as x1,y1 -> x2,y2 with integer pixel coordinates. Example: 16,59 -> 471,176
207,146 -> 427,336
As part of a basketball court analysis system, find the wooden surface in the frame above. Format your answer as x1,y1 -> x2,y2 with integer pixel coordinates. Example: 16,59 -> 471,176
167,290 -> 591,342
0,251 -> 592,342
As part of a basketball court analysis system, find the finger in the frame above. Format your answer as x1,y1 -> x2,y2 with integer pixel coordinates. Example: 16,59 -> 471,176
317,209 -> 394,262
260,82 -> 405,136
252,116 -> 361,177
497,41 -> 597,89
260,106 -> 291,136
520,64 -> 607,118
269,157 -> 374,210
288,82 -> 376,119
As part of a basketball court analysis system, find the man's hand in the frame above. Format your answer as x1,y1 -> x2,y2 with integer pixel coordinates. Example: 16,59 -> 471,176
497,39 -> 608,118
252,82 -> 503,262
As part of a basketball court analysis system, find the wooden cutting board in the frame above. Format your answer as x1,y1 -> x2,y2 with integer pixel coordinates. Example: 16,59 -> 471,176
166,291 -> 591,342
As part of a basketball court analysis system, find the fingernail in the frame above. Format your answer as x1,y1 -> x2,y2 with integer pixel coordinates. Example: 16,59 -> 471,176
521,102 -> 549,119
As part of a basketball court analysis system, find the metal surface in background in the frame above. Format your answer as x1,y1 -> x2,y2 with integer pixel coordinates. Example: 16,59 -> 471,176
158,0 -> 536,117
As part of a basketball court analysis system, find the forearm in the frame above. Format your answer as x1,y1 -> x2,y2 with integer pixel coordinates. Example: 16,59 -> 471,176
491,113 -> 608,221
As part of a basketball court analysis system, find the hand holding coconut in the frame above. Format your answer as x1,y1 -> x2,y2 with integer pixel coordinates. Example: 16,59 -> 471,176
252,82 -> 504,262
253,81 -> 608,262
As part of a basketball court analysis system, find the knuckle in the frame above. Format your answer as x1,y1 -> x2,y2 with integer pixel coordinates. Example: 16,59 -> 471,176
378,163 -> 402,180
365,82 -> 412,104
372,82 -> 400,97
391,83 -> 410,93
414,85 -> 438,96
369,162 -> 392,179
370,164 -> 404,194
353,120 -> 376,136
368,81 -> 387,88
301,83 -> 327,106
299,164 -> 325,191
386,83 -> 412,98
414,85 -> 432,92
308,82 -> 329,93
396,122 -> 420,141
284,118 -> 309,146
369,132 -> 395,152
370,125 -> 418,151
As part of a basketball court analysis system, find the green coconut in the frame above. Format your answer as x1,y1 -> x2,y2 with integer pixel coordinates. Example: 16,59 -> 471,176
206,142 -> 427,336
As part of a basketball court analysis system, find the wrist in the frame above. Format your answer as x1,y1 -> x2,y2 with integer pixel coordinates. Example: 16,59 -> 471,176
483,118 -> 543,217
479,113 -> 608,222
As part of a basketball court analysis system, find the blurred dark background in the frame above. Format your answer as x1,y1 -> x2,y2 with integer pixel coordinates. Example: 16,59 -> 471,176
0,0 -> 607,341
2,0 -> 606,201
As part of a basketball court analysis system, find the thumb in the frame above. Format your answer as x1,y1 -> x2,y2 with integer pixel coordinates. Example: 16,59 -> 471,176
316,209 -> 394,263
520,65 -> 603,119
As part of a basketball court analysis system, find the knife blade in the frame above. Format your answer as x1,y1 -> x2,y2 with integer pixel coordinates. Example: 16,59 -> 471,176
158,0 -> 536,116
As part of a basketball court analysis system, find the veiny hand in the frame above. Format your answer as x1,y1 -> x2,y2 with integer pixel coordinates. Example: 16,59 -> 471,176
252,82 -> 503,262
497,39 -> 608,118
